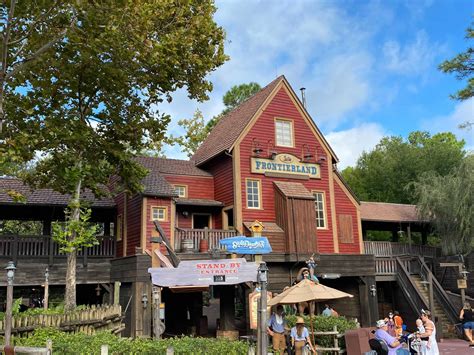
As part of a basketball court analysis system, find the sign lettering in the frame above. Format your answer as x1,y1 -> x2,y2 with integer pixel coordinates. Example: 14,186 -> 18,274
251,153 -> 321,179
220,236 -> 272,254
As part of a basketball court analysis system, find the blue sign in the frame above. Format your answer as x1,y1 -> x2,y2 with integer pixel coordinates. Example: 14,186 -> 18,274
219,236 -> 272,254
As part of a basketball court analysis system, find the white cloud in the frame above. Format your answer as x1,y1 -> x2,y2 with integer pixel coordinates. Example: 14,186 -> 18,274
422,99 -> 474,152
326,123 -> 387,168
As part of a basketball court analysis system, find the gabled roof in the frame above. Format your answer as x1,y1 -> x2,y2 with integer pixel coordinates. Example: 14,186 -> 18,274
360,201 -> 425,223
191,76 -> 284,166
136,156 -> 212,197
274,181 -> 315,200
191,75 -> 339,166
0,177 -> 115,207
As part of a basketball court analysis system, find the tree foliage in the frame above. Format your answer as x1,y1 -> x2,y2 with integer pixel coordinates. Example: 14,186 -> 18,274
439,23 -> 474,101
341,131 -> 466,204
410,155 -> 473,256
1,0 -> 227,310
175,82 -> 261,156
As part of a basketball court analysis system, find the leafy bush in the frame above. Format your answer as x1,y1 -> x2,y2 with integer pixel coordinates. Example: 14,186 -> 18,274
13,328 -> 250,354
286,315 -> 358,349
0,300 -> 88,320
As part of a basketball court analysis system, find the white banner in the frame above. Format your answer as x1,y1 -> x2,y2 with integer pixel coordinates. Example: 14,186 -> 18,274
148,258 -> 259,287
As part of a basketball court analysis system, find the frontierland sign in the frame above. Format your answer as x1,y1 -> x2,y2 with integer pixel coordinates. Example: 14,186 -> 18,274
251,153 -> 321,179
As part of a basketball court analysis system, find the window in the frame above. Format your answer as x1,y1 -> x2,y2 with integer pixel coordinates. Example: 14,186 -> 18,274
275,119 -> 294,147
151,207 -> 167,222
338,215 -> 353,243
313,192 -> 326,229
116,215 -> 122,241
174,185 -> 187,198
246,179 -> 261,209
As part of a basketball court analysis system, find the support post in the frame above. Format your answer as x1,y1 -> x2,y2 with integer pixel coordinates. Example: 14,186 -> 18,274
257,262 -> 268,355
152,286 -> 163,339
428,272 -> 434,320
44,268 -> 49,310
5,261 -> 16,346
459,264 -> 466,306
114,281 -> 121,305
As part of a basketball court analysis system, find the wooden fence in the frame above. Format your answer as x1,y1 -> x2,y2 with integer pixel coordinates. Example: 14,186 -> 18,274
0,304 -> 124,338
364,241 -> 440,258
174,228 -> 237,252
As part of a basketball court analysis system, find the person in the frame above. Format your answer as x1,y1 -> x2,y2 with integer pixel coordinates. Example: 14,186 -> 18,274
387,311 -> 396,336
374,319 -> 410,355
267,305 -> 287,354
322,304 -> 332,317
460,301 -> 474,347
302,267 -> 319,283
330,306 -> 339,317
306,255 -> 318,283
413,318 -> 428,354
394,311 -> 404,336
290,317 -> 315,354
417,309 -> 439,355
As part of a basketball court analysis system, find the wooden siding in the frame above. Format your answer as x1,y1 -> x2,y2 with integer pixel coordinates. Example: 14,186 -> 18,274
114,193 -> 125,257
162,174 -> 215,200
205,154 -> 234,206
126,194 -> 143,256
238,87 -> 336,253
334,180 -> 360,254
144,197 -> 172,251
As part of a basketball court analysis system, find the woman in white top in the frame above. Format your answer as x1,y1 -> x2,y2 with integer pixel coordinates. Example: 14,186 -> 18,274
417,310 -> 439,355
290,317 -> 315,354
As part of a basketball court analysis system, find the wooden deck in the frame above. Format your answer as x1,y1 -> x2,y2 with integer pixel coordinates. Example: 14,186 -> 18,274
174,228 -> 236,252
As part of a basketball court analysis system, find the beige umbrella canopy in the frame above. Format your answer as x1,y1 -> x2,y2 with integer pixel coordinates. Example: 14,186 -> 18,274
268,279 -> 353,306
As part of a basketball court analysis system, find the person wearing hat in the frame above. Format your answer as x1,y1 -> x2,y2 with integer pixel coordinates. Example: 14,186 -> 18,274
290,317 -> 315,354
267,305 -> 287,354
374,319 -> 409,355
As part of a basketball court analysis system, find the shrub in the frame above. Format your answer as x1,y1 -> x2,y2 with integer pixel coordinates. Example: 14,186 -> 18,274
13,328 -> 250,354
286,314 -> 358,349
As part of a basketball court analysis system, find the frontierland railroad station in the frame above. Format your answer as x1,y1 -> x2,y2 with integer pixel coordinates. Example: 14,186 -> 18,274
0,76 -> 471,339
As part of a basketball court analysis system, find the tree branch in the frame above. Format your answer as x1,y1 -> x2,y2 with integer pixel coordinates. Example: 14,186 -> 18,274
1,0 -> 16,78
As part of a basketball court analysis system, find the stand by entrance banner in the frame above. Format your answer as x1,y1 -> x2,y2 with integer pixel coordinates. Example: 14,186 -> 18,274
219,236 -> 272,254
148,258 -> 258,287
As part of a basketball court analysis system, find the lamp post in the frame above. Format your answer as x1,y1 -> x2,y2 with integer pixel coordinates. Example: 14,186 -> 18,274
44,267 -> 49,310
257,262 -> 268,355
5,261 -> 16,346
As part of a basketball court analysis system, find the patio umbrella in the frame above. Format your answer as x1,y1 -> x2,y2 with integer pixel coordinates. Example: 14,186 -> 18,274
268,279 -> 353,306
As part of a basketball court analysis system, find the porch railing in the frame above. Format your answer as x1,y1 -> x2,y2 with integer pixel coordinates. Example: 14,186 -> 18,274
174,228 -> 237,252
0,235 -> 116,264
364,241 -> 440,258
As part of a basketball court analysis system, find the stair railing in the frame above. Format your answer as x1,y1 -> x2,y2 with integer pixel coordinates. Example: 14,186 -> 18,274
417,256 -> 459,325
395,257 -> 429,315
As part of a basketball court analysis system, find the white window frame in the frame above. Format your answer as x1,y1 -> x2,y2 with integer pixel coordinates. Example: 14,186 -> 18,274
275,118 -> 294,147
151,206 -> 167,222
174,185 -> 187,198
246,179 -> 262,209
313,191 -> 327,229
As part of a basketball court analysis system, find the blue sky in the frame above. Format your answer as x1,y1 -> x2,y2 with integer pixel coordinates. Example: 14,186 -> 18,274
161,0 -> 473,168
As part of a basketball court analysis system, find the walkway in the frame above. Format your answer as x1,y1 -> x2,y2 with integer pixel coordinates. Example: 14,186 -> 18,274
439,339 -> 474,354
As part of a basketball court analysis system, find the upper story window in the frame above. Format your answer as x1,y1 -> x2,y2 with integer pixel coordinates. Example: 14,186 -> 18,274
275,118 -> 294,147
313,192 -> 327,229
151,206 -> 167,222
246,179 -> 261,209
174,185 -> 187,198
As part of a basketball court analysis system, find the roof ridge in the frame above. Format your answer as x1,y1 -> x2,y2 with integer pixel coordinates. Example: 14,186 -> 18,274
361,201 -> 416,207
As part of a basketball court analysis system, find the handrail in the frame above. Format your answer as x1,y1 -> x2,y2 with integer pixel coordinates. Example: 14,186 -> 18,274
395,257 -> 429,315
364,241 -> 440,258
417,256 -> 459,325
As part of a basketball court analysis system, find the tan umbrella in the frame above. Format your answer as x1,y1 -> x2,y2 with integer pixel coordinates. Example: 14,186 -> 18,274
268,279 -> 353,306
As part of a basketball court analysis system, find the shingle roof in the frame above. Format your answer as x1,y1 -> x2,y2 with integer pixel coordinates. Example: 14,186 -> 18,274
175,198 -> 223,207
360,201 -> 424,223
244,221 -> 284,234
0,178 -> 115,207
274,181 -> 315,200
136,156 -> 211,197
191,76 -> 284,166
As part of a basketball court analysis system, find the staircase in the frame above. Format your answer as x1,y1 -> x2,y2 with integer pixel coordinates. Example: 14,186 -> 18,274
411,275 -> 453,336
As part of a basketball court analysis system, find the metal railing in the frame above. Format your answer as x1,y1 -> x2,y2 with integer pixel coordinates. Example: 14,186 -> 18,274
364,241 -> 440,258
174,228 -> 237,252
0,235 -> 116,264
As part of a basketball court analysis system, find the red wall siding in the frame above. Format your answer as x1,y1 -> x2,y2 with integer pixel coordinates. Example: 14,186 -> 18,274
206,154 -> 234,206
126,194 -> 143,256
144,197 -> 172,251
163,175 -> 214,200
334,180 -> 360,254
238,87 -> 335,253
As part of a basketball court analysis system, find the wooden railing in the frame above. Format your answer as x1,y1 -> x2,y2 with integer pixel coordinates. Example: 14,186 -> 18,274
0,235 -> 116,263
364,241 -> 440,258
174,228 -> 237,252
396,257 -> 429,314
375,257 -> 412,275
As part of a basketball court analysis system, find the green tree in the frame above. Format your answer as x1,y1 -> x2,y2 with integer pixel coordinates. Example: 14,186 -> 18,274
411,155 -> 473,255
3,0 -> 227,311
342,131 -> 465,204
175,82 -> 261,156
0,1 -> 76,173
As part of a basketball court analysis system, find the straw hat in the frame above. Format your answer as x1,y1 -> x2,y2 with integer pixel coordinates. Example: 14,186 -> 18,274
296,317 -> 305,324
376,319 -> 387,328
